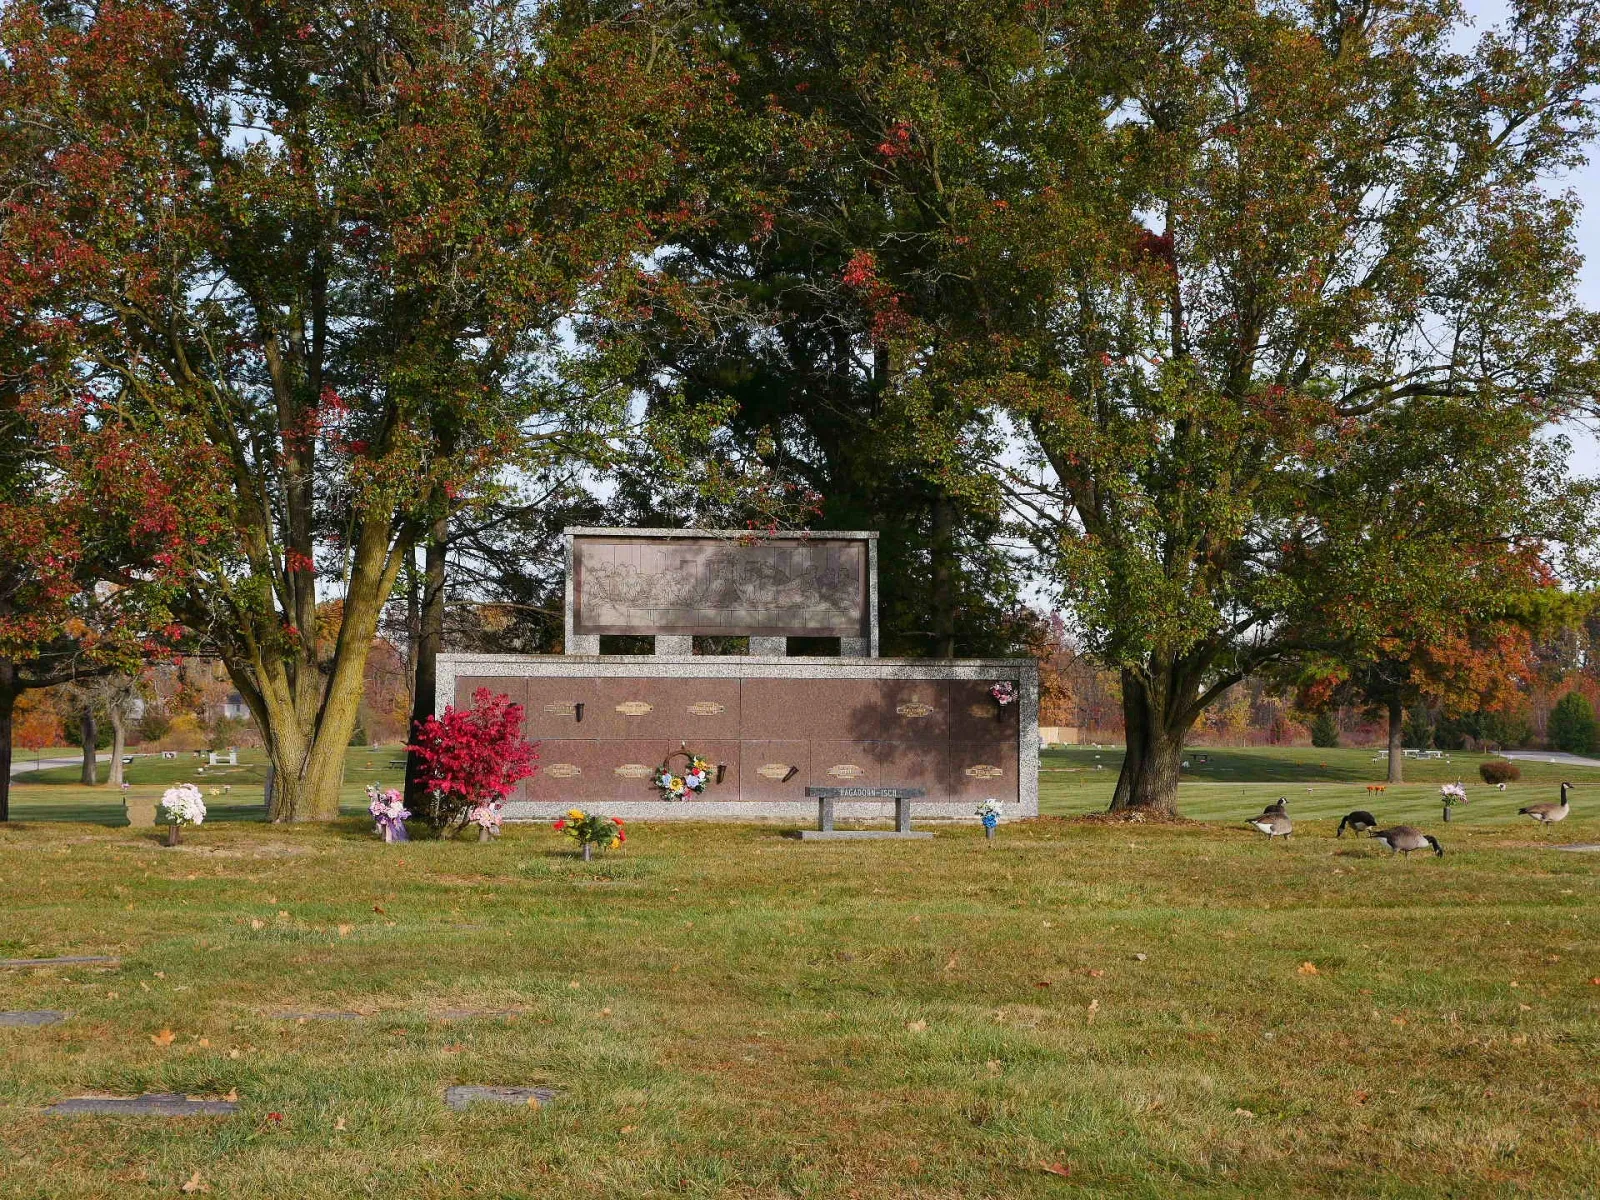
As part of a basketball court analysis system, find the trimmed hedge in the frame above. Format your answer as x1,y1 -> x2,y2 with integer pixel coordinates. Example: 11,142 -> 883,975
1478,760 -> 1522,785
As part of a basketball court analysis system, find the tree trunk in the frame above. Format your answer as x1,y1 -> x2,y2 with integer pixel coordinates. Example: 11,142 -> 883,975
79,707 -> 98,785
405,517 -> 448,815
930,493 -> 956,658
107,708 -> 126,786
229,518 -> 407,822
1387,695 -> 1404,783
1109,667 -> 1191,815
0,670 -> 15,823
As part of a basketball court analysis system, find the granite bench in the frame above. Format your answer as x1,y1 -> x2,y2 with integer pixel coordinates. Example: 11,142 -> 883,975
799,787 -> 932,840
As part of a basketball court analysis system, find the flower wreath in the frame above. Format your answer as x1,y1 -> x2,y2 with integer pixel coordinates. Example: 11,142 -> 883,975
655,749 -> 713,801
990,681 -> 1018,706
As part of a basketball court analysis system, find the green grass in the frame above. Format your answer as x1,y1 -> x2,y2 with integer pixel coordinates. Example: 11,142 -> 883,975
4,745 -> 1598,1196
1040,745 -> 1600,828
3,769 -> 1599,1197
7,747 -> 405,824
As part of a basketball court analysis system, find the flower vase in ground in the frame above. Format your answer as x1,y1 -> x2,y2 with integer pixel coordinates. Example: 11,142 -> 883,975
367,785 -> 411,842
1440,782 -> 1467,824
159,783 -> 207,847
554,808 -> 625,859
976,798 -> 1002,844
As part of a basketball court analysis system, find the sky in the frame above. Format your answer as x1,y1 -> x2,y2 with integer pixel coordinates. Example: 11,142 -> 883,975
1462,0 -> 1600,479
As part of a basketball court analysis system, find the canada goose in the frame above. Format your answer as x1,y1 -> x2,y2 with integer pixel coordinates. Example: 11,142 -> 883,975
1519,782 -> 1574,827
1370,826 -> 1444,858
1336,810 -> 1378,838
1247,812 -> 1292,842
1260,796 -> 1289,818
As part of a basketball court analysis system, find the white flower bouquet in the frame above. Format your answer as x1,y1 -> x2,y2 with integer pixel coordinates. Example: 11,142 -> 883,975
159,783 -> 206,845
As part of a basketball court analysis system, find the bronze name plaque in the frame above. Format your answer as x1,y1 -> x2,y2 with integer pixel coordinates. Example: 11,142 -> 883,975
613,763 -> 654,779
896,701 -> 934,718
687,701 -> 726,716
543,702 -> 577,718
615,701 -> 653,716
827,763 -> 865,779
545,763 -> 581,779
756,763 -> 793,780
965,764 -> 1004,779
572,534 -> 868,637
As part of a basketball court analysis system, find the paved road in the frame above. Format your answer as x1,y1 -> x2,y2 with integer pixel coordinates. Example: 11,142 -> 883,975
1501,750 -> 1600,769
10,752 -> 112,775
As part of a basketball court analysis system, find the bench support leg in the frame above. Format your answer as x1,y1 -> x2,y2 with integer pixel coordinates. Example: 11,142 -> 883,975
818,798 -> 835,832
895,796 -> 911,834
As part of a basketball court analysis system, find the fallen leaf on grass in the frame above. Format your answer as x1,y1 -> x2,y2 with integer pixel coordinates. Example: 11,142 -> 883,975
1297,962 -> 1319,976
943,955 -> 957,972
1038,1161 -> 1072,1178
337,925 -> 352,938
620,1125 -> 636,1135
333,1117 -> 345,1131
1511,1034 -> 1528,1046
1086,999 -> 1100,1024
249,919 -> 264,931
151,1028 -> 175,1047
1391,1017 -> 1407,1027
1350,1091 -> 1368,1106
180,1169 -> 209,1194
222,1090 -> 237,1102
1086,969 -> 1105,979
1588,977 -> 1600,986
526,1095 -> 543,1109
1518,1003 -> 1532,1012
372,905 -> 386,914
986,1060 -> 1003,1075
906,1020 -> 927,1033
197,1038 -> 210,1048
1234,1108 -> 1255,1119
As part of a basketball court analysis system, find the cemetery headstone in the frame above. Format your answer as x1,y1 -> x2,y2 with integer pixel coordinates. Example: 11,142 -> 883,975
0,1010 -> 69,1026
46,1093 -> 239,1117
443,1085 -> 558,1111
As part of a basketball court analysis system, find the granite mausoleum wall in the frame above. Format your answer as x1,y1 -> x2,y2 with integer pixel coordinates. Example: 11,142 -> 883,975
437,655 -> 1039,822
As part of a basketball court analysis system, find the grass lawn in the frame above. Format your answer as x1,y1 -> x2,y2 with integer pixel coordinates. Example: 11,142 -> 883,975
2,746 -> 1598,1197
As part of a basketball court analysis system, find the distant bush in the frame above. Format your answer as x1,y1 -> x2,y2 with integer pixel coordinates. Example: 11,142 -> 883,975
1478,760 -> 1521,785
1549,692 -> 1599,755
1309,712 -> 1339,748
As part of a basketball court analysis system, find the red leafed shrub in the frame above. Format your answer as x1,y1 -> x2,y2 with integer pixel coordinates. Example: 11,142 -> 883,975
1478,760 -> 1521,785
408,688 -> 538,832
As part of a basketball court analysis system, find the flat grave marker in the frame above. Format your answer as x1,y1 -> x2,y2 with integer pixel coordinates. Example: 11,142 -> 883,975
47,1093 -> 239,1117
1,956 -> 119,969
0,1010 -> 69,1026
443,1085 -> 558,1111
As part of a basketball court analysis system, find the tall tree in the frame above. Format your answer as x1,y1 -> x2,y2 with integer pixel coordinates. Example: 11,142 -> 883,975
3,0 -> 724,818
971,0 -> 1600,811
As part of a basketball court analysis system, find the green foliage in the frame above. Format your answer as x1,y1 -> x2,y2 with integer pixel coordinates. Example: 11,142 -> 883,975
1309,712 -> 1339,749
1479,760 -> 1522,785
134,706 -> 171,745
1403,703 -> 1436,751
1549,692 -> 1599,755
62,717 -> 111,751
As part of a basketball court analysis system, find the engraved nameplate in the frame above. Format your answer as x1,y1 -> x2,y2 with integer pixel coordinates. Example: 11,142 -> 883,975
826,764 -> 865,780
756,763 -> 793,780
613,763 -> 654,779
964,764 -> 1004,779
542,702 -> 577,718
615,701 -> 653,716
545,763 -> 581,779
896,700 -> 934,718
687,701 -> 726,716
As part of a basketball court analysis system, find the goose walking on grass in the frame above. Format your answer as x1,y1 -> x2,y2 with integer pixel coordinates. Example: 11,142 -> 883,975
1247,812 -> 1292,843
1370,826 -> 1444,858
1260,796 -> 1289,818
1336,810 -> 1378,838
1518,782 -> 1574,828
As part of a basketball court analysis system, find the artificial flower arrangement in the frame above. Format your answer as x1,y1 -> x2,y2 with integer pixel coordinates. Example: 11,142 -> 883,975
552,808 -> 625,861
655,750 -> 712,801
367,784 -> 411,843
990,681 -> 1018,707
1439,781 -> 1469,821
976,797 -> 1003,841
468,800 -> 504,842
160,782 -> 207,846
